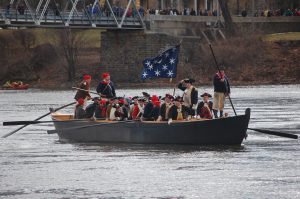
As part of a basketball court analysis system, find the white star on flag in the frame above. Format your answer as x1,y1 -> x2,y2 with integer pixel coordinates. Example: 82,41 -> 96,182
145,60 -> 150,66
172,48 -> 176,52
155,69 -> 161,76
148,64 -> 153,70
162,65 -> 168,70
165,52 -> 169,57
167,70 -> 174,77
142,72 -> 148,78
170,58 -> 175,64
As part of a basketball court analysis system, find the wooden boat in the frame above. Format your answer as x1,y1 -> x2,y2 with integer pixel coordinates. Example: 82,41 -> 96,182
50,108 -> 251,145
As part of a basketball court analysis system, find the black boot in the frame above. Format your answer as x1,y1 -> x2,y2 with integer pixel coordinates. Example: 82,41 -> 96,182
213,109 -> 218,118
220,111 -> 223,118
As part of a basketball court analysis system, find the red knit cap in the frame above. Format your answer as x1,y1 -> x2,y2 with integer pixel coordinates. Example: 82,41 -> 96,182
154,101 -> 160,107
77,98 -> 84,105
151,95 -> 159,102
83,74 -> 91,80
100,99 -> 107,105
102,73 -> 110,79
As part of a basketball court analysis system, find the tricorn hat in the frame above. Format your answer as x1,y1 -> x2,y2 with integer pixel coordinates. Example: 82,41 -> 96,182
142,92 -> 151,98
183,78 -> 196,84
200,92 -> 212,98
174,96 -> 184,102
165,94 -> 174,100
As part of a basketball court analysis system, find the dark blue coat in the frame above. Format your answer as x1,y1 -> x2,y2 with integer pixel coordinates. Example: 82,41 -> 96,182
96,81 -> 116,98
213,74 -> 231,94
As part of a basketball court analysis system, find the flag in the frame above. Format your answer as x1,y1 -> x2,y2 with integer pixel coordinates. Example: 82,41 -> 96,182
141,45 -> 180,80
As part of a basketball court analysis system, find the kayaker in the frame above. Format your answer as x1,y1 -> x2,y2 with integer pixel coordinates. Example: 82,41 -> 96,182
96,73 -> 116,99
74,98 -> 86,119
197,92 -> 213,119
74,74 -> 92,102
212,69 -> 231,118
177,78 -> 198,119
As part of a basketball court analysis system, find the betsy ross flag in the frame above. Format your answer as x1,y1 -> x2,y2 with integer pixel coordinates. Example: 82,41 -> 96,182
141,45 -> 180,80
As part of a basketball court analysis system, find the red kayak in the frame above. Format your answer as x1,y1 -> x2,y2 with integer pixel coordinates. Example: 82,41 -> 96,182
1,84 -> 29,90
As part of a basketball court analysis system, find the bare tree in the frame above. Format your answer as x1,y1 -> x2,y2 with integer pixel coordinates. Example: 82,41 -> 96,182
13,30 -> 36,51
218,0 -> 236,36
55,28 -> 87,82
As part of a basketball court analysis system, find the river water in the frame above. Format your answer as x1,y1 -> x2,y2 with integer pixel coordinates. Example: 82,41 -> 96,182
0,85 -> 299,199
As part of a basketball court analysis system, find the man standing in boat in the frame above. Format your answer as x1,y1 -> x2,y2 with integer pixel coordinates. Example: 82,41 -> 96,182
177,78 -> 198,118
96,73 -> 116,99
74,74 -> 92,102
212,69 -> 231,118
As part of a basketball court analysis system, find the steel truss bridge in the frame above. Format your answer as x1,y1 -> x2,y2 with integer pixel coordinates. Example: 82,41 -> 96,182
0,0 -> 144,29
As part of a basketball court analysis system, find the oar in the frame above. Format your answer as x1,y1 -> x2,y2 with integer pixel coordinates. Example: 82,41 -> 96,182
1,102 -> 76,138
248,128 -> 298,139
47,120 -> 134,134
72,87 -> 99,95
2,118 -> 106,126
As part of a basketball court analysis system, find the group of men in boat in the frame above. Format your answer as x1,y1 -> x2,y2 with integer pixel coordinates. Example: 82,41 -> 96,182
73,70 -> 231,123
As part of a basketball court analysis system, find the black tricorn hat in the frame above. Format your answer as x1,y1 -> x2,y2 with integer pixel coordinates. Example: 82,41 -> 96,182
174,96 -> 184,102
132,96 -> 139,100
138,97 -> 146,102
165,94 -> 174,100
92,97 -> 100,101
142,92 -> 151,98
183,78 -> 196,84
200,92 -> 212,98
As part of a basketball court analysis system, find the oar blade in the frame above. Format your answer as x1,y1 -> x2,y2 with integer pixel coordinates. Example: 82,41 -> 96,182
248,128 -> 298,139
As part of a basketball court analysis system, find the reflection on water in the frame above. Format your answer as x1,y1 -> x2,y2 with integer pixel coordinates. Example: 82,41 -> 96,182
0,85 -> 299,199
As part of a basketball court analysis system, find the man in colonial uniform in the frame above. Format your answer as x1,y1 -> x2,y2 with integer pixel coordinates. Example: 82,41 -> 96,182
177,78 -> 198,118
96,72 -> 116,98
212,70 -> 230,118
74,74 -> 92,101
167,96 -> 188,124
142,95 -> 160,121
157,94 -> 174,121
197,93 -> 213,119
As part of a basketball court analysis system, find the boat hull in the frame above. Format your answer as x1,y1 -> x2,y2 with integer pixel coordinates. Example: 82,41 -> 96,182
51,109 -> 250,145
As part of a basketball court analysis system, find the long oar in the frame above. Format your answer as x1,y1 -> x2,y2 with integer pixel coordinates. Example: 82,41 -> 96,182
1,102 -> 76,138
248,128 -> 298,139
47,120 -> 134,134
72,87 -> 99,95
3,118 -> 106,126
209,44 -> 237,116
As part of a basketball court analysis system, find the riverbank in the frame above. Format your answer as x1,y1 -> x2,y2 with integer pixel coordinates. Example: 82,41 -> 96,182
0,30 -> 299,89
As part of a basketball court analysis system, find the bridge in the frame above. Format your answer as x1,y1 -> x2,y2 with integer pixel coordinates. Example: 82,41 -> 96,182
0,0 -> 144,29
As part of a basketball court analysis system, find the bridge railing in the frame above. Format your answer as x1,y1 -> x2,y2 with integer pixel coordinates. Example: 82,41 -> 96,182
0,8 -> 144,29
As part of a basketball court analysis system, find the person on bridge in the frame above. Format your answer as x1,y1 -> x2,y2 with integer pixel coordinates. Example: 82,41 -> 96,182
74,74 -> 92,102
96,73 -> 116,99
212,69 -> 231,118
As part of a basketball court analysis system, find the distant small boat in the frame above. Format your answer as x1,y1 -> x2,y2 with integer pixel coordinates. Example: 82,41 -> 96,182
50,108 -> 251,145
1,81 -> 29,90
